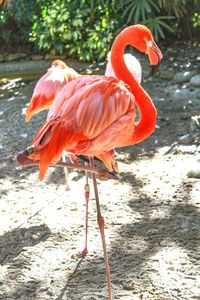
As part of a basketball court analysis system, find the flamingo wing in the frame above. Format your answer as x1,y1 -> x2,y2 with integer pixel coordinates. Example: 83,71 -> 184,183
48,75 -> 135,140
29,75 -> 135,179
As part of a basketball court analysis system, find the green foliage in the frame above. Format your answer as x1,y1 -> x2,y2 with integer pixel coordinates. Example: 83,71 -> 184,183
0,10 -> 12,46
0,0 -> 40,50
120,0 -> 160,24
116,0 -> 200,41
117,0 -> 175,40
0,9 -> 7,25
8,0 -> 39,24
157,0 -> 186,18
0,7 -> 15,49
192,115 -> 200,128
192,12 -> 200,28
158,0 -> 200,39
0,0 -> 199,61
144,16 -> 175,40
30,0 -> 119,62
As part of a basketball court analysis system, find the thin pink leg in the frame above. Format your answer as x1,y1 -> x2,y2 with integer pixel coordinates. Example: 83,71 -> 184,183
72,164 -> 90,258
62,153 -> 70,191
81,163 -> 90,255
89,157 -> 112,300
17,150 -> 117,180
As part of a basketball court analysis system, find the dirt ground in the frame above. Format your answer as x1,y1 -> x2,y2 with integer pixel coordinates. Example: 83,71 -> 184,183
0,55 -> 200,300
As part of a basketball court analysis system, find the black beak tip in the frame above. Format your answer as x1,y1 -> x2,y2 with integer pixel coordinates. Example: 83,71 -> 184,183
150,63 -> 159,76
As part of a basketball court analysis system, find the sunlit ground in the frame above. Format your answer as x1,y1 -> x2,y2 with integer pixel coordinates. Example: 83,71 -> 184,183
0,75 -> 200,299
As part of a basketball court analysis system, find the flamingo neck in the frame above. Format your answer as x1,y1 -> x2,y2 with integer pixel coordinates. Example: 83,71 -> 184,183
110,27 -> 157,144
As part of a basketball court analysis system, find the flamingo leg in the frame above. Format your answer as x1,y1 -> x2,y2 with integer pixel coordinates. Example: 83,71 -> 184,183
81,163 -> 90,255
17,149 -> 118,180
71,164 -> 90,258
62,152 -> 70,191
89,157 -> 112,300
76,163 -> 90,256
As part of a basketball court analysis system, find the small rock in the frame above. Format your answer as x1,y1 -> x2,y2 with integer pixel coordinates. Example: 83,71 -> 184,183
24,231 -> 32,240
190,74 -> 200,87
160,68 -> 174,80
175,145 -> 197,154
123,282 -> 134,291
32,234 -> 40,241
17,53 -> 27,59
190,117 -> 200,132
178,134 -> 194,145
193,133 -> 200,144
0,189 -> 8,195
0,174 -> 7,179
30,54 -> 44,60
0,54 -> 5,62
44,54 -> 66,60
172,88 -> 190,101
44,54 -> 58,60
80,295 -> 99,300
187,167 -> 200,179
20,133 -> 28,138
190,89 -> 200,99
174,70 -> 197,84
46,290 -> 54,296
6,53 -> 22,61
70,207 -> 78,212
20,296 -> 30,300
190,48 -> 200,59
37,283 -> 50,292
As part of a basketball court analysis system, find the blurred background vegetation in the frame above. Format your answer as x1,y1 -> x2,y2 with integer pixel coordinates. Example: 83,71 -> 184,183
0,0 -> 200,62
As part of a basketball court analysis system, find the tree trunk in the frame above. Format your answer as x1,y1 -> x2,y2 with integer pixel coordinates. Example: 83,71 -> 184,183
179,1 -> 193,40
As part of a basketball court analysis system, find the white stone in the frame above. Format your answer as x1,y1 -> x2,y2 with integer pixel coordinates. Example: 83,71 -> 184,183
174,70 -> 197,83
190,74 -> 200,87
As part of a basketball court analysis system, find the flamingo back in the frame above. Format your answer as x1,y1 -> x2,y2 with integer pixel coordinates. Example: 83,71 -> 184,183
28,75 -> 135,179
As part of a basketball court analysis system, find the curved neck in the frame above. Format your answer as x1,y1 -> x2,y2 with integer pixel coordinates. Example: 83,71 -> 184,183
110,27 -> 157,144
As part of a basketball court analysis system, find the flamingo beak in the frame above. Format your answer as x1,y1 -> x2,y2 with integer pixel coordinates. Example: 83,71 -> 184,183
146,40 -> 163,76
151,62 -> 160,76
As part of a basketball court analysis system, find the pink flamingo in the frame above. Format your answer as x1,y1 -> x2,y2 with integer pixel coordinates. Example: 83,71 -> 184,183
17,24 -> 162,300
24,53 -> 142,255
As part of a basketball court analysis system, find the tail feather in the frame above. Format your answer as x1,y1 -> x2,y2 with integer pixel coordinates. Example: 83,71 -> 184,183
29,119 -> 71,180
97,150 -> 119,173
25,100 -> 35,123
25,95 -> 53,123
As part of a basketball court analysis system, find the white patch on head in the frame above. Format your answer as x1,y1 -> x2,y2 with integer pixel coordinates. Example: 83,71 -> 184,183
146,40 -> 153,47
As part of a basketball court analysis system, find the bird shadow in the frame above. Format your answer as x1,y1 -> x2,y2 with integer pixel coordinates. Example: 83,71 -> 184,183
53,175 -> 200,299
109,176 -> 200,288
55,258 -> 84,300
0,224 -> 51,265
46,166 -> 86,186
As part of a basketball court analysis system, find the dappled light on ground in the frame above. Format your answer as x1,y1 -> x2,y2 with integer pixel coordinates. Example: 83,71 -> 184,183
0,60 -> 200,299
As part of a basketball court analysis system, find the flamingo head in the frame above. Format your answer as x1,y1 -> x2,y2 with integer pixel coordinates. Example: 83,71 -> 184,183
146,39 -> 163,75
51,59 -> 67,69
129,25 -> 163,75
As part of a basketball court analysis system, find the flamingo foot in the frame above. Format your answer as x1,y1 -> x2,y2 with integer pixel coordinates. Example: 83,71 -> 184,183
65,185 -> 70,191
17,147 -> 119,180
17,149 -> 37,166
71,247 -> 88,259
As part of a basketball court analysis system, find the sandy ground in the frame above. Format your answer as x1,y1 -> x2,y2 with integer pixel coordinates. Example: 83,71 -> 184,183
0,70 -> 200,300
